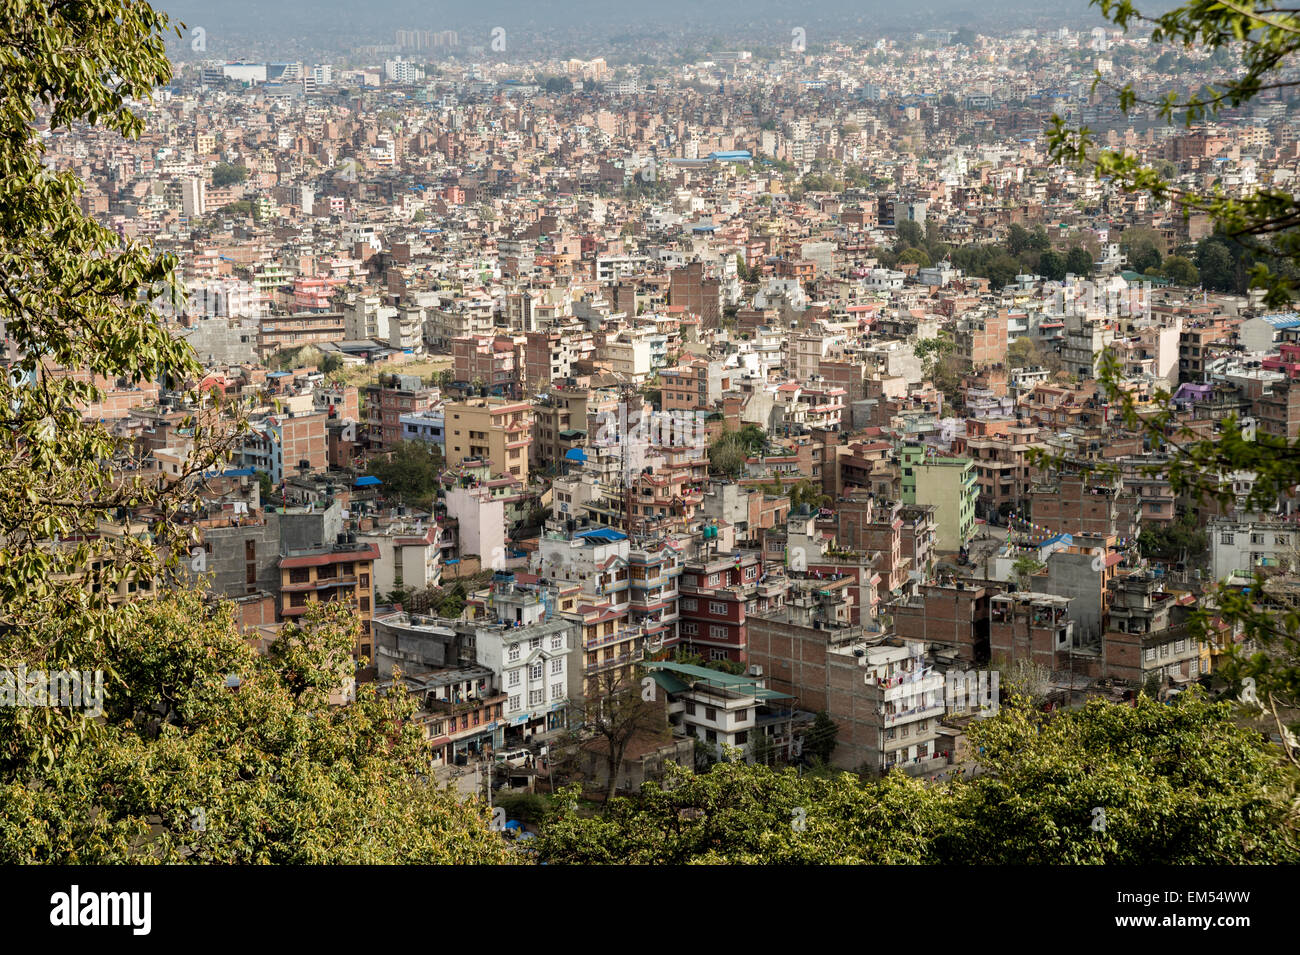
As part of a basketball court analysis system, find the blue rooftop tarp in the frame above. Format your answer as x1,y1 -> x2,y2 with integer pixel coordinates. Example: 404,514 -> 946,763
354,475 -> 382,487
564,447 -> 587,462
576,527 -> 627,543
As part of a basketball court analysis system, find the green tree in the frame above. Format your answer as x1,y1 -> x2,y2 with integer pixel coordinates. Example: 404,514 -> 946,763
537,762 -> 949,864
0,1 -> 507,864
1064,246 -> 1094,277
1011,555 -> 1045,591
1121,228 -> 1163,273
1047,0 -> 1300,306
707,425 -> 766,478
987,253 -> 1022,289
895,219 -> 924,249
256,469 -> 273,503
3,590 -> 513,863
806,710 -> 838,764
897,247 -> 931,267
952,694 -> 1296,864
1138,511 -> 1208,563
573,667 -> 668,807
367,441 -> 444,509
535,695 -> 1298,864
1195,238 -> 1237,291
1160,254 -> 1199,286
1038,248 -> 1067,281
211,162 -> 249,188
1046,0 -> 1300,743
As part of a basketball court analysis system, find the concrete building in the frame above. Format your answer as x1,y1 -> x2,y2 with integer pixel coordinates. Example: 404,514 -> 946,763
443,397 -> 533,482
899,442 -> 976,552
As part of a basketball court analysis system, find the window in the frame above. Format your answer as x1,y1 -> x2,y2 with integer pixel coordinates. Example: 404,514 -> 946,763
530,663 -> 543,680
682,623 -> 698,636
735,708 -> 748,722
680,598 -> 697,611
509,695 -> 520,712
1251,533 -> 1265,545
529,637 -> 541,650
709,601 -> 727,615
551,658 -> 563,674
1220,532 -> 1234,545
551,683 -> 564,701
508,643 -> 520,662
529,689 -> 544,706
508,670 -> 520,687
551,636 -> 563,650
705,730 -> 717,743
735,731 -> 749,745
705,707 -> 717,721
710,625 -> 728,639
685,701 -> 696,715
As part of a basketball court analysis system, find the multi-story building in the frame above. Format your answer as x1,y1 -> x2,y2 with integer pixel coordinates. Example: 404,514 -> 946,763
899,442 -> 977,552
1209,516 -> 1299,581
643,660 -> 794,763
256,312 -> 345,359
452,335 -> 521,397
443,397 -> 533,482
362,373 -> 439,452
391,666 -> 506,766
278,537 -> 379,658
959,417 -> 1044,519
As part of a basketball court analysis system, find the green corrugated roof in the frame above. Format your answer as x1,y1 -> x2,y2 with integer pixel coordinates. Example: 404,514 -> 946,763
642,660 -> 793,699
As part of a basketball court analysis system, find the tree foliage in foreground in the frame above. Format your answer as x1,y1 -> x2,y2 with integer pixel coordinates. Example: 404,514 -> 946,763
0,1 -> 508,864
536,695 -> 1299,864
0,592 -> 511,863
1046,0 -> 1300,739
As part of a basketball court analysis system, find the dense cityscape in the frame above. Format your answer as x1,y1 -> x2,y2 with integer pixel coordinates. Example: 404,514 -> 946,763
4,0 -> 1300,889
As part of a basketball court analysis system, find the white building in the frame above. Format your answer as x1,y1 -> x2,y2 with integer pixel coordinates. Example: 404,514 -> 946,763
473,574 -> 575,739
1210,516 -> 1299,581
180,176 -> 206,217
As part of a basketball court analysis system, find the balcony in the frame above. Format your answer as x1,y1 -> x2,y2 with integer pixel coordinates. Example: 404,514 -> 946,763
585,626 -> 642,651
585,647 -> 645,673
883,702 -> 946,726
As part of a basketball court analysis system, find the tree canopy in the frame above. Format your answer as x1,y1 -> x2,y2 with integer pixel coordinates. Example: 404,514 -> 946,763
0,0 -> 505,864
536,695 -> 1298,864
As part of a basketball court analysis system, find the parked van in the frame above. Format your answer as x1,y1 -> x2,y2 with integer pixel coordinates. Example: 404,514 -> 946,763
495,749 -> 532,768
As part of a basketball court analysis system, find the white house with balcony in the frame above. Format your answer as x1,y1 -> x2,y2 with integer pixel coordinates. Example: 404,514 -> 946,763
472,572 -> 577,741
643,660 -> 794,763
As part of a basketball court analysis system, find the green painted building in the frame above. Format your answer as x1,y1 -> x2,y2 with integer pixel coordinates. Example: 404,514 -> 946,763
899,442 -> 977,552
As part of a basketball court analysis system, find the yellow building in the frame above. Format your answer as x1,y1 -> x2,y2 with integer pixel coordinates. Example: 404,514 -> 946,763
443,397 -> 533,483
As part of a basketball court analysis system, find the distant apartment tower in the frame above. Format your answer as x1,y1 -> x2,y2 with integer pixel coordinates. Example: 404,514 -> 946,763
396,29 -> 457,50
181,177 -> 206,218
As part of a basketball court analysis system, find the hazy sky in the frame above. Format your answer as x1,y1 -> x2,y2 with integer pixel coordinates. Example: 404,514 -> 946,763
157,0 -> 1106,37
